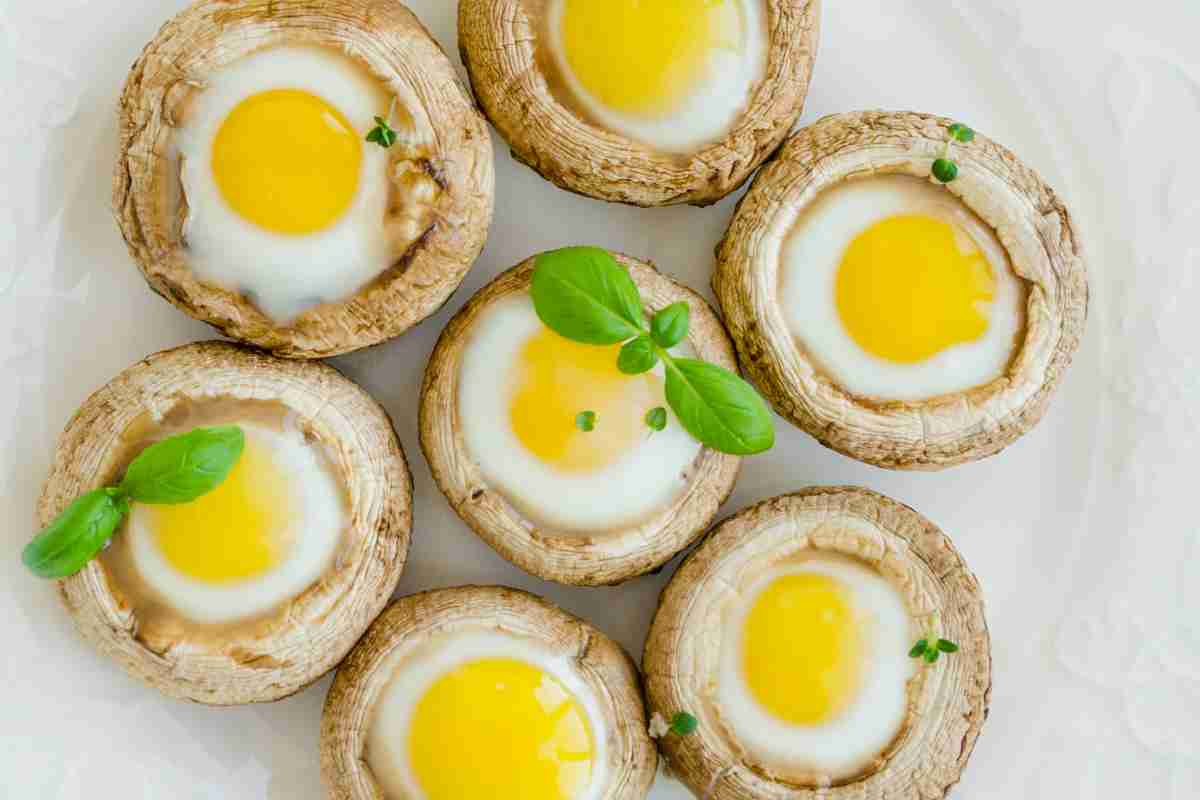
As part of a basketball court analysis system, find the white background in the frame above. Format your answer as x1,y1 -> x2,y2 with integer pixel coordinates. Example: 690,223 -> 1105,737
2,0 -> 1198,797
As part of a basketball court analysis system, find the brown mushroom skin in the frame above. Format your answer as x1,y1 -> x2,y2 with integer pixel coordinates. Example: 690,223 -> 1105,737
320,585 -> 657,799
714,111 -> 1088,470
643,487 -> 991,799
458,0 -> 820,207
39,341 -> 413,705
115,0 -> 495,358
419,253 -> 742,586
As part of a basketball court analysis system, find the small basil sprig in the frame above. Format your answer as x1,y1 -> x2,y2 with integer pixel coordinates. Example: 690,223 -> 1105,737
909,612 -> 960,664
932,121 -> 975,183
366,98 -> 399,149
21,426 -> 244,579
531,247 -> 774,456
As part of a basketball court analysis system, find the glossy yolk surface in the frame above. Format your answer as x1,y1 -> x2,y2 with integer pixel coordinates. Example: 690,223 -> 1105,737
407,658 -> 594,800
835,214 -> 996,363
559,0 -> 741,115
146,435 -> 292,583
741,573 -> 863,725
510,327 -> 660,473
211,88 -> 362,234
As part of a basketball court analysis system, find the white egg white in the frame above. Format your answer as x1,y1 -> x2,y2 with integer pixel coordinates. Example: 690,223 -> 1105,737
126,423 -> 344,624
717,557 -> 917,782
546,0 -> 766,152
176,45 -> 392,322
457,294 -> 702,533
778,174 -> 1025,400
366,629 -> 609,800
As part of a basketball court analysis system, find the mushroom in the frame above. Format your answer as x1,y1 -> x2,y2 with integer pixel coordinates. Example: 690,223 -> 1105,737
714,111 -> 1088,468
419,253 -> 741,585
115,0 -> 494,358
643,486 -> 990,798
457,0 -> 818,206
39,341 -> 412,704
320,585 -> 656,799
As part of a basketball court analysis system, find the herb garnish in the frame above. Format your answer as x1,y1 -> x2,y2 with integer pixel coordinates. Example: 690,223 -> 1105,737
532,247 -> 774,455
932,121 -> 975,183
21,426 -> 244,579
909,613 -> 960,664
575,411 -> 597,432
645,407 -> 668,433
365,98 -> 398,149
669,711 -> 699,736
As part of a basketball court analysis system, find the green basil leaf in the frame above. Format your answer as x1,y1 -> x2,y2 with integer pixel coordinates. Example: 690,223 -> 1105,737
650,302 -> 689,349
576,411 -> 596,432
645,406 -> 668,432
617,335 -> 658,374
22,488 -> 129,579
531,247 -> 645,344
119,425 -> 245,505
908,639 -> 929,658
924,648 -> 940,664
670,711 -> 699,736
937,639 -> 959,653
663,359 -> 774,455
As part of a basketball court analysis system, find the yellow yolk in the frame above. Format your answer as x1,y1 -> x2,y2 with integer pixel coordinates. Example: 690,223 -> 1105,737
741,573 -> 862,725
559,0 -> 741,115
835,214 -> 996,363
407,658 -> 594,800
146,435 -> 292,583
510,327 -> 660,472
211,88 -> 362,234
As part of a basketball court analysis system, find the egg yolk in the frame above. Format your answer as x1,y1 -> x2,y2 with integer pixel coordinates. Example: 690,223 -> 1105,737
741,573 -> 862,725
510,327 -> 660,472
211,88 -> 362,235
559,0 -> 741,115
407,658 -> 594,800
145,435 -> 292,583
834,214 -> 996,364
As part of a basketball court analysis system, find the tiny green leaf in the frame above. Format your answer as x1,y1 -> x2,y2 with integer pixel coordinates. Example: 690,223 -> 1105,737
937,639 -> 959,653
618,335 -> 659,374
948,122 -> 975,143
531,247 -> 646,345
576,411 -> 596,432
670,711 -> 698,736
924,647 -> 940,664
366,116 -> 397,148
932,158 -> 959,183
909,639 -> 929,658
650,302 -> 690,349
663,358 -> 774,455
645,406 -> 668,432
119,426 -> 245,505
22,488 -> 129,579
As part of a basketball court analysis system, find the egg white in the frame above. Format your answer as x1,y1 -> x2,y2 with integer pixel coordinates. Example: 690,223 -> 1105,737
546,0 -> 766,152
176,45 -> 392,322
778,174 -> 1025,400
367,629 -> 609,800
126,423 -> 344,624
717,557 -> 917,782
457,294 -> 702,533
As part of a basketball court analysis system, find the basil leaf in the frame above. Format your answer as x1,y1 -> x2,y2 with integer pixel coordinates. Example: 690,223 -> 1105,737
119,425 -> 245,505
22,488 -> 129,578
576,411 -> 596,432
663,359 -> 774,455
908,639 -> 929,658
645,406 -> 668,432
618,336 -> 658,374
531,247 -> 645,344
937,639 -> 959,653
924,648 -> 940,664
670,711 -> 698,736
650,302 -> 689,349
